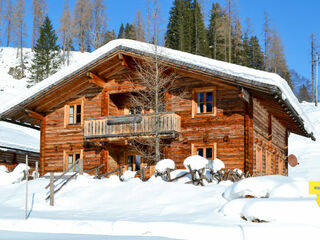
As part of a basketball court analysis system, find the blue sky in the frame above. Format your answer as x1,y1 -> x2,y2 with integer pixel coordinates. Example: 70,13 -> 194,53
7,0 -> 320,82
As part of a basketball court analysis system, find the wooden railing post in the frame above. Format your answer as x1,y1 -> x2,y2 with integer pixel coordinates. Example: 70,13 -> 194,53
79,158 -> 83,175
50,172 -> 54,206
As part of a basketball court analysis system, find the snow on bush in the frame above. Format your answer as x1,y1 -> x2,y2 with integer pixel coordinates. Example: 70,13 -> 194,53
0,165 -> 8,173
121,170 -> 136,181
212,158 -> 225,172
233,168 -> 243,175
155,159 -> 175,173
269,179 -> 309,198
0,163 -> 29,185
183,155 -> 208,170
223,175 -> 291,200
10,163 -> 29,184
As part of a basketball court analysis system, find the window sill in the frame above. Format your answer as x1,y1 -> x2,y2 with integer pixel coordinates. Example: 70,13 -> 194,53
192,113 -> 217,118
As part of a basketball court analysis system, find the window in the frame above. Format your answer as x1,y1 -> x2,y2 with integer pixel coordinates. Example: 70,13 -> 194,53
65,152 -> 82,172
126,154 -> 142,171
129,106 -> 142,115
192,143 -> 217,169
256,146 -> 263,173
192,87 -> 216,117
68,104 -> 82,124
64,101 -> 83,127
266,151 -> 272,174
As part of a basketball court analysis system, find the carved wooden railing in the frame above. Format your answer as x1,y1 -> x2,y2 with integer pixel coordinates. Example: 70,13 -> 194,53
84,112 -> 181,139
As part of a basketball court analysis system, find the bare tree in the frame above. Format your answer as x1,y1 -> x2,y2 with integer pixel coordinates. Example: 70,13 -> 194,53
128,0 -> 181,164
0,0 -> 2,44
263,10 -> 272,71
133,10 -> 145,42
73,0 -> 93,52
91,0 -> 107,49
15,0 -> 26,72
59,0 -> 72,65
31,0 -> 46,51
311,33 -> 316,103
3,0 -> 14,47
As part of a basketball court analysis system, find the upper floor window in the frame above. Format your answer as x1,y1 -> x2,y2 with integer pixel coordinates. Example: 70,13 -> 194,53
192,87 -> 216,117
64,101 -> 83,127
69,105 -> 82,124
129,106 -> 142,115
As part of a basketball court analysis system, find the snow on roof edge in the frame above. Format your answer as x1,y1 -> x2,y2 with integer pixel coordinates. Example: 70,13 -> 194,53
0,39 -> 314,136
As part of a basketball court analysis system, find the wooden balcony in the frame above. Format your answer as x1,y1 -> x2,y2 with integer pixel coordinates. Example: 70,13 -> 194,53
84,112 -> 181,139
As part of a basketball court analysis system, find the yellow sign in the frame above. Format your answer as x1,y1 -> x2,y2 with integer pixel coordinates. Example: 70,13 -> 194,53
309,181 -> 320,207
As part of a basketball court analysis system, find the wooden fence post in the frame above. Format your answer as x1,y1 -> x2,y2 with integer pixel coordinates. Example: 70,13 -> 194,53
25,155 -> 29,220
35,161 -> 39,179
50,172 -> 54,206
79,158 -> 83,175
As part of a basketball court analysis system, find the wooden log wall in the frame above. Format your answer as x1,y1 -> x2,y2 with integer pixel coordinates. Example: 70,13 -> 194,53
253,98 -> 287,175
165,78 -> 246,171
0,150 -> 39,172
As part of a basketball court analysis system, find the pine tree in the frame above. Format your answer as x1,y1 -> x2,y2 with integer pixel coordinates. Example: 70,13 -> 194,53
103,30 -> 116,44
298,85 -> 311,102
207,2 -> 226,60
124,23 -> 136,39
165,0 -> 185,50
247,36 -> 264,70
191,0 -> 209,56
118,23 -> 125,38
29,16 -> 61,86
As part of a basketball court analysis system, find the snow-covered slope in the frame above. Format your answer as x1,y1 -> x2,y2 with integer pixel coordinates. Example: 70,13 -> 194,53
0,47 -> 89,152
289,102 -> 320,180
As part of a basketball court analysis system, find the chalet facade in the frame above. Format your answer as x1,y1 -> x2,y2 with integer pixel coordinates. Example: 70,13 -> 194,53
0,40 -> 315,177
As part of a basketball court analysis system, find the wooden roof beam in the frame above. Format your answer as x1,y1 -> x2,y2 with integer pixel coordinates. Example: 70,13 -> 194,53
25,109 -> 45,121
87,72 -> 107,88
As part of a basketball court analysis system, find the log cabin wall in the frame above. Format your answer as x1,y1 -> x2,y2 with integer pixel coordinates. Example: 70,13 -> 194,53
253,98 -> 287,175
0,150 -> 39,172
165,78 -> 247,171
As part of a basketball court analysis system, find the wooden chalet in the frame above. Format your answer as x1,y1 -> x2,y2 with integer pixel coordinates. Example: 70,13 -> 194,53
0,40 -> 315,177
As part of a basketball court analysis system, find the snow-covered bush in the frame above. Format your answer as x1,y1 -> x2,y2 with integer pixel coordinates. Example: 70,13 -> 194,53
10,163 -> 29,184
121,170 -> 136,182
155,159 -> 175,173
183,155 -> 208,170
0,163 -> 30,185
211,158 -> 225,172
223,175 -> 293,200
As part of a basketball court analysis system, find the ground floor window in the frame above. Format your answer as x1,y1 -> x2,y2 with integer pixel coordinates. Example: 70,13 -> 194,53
192,143 -> 217,169
127,154 -> 142,171
256,146 -> 263,173
64,150 -> 83,172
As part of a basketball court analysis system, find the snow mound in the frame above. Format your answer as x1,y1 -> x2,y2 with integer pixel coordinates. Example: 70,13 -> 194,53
121,170 -> 136,181
212,158 -> 225,172
183,155 -> 208,170
155,159 -> 175,173
0,163 -> 29,185
0,165 -> 8,173
223,175 -> 291,200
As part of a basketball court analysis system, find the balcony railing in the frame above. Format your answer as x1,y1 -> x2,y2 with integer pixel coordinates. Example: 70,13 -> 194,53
84,112 -> 181,139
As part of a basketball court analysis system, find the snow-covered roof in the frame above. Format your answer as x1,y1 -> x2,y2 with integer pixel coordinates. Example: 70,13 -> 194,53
0,39 -> 314,137
0,121 -> 40,153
